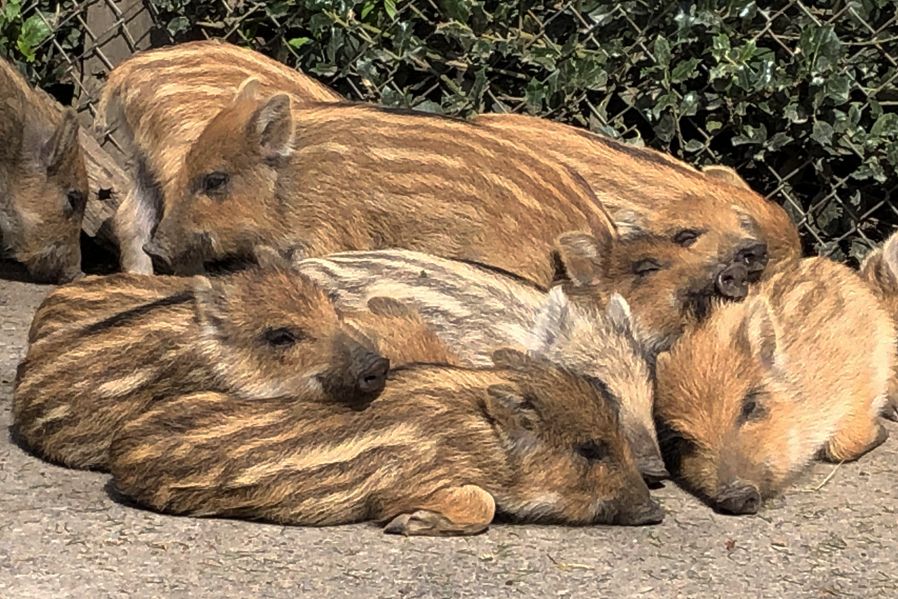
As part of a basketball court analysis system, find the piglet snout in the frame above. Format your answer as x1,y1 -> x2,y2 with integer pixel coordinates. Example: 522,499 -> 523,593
714,481 -> 761,515
715,262 -> 749,300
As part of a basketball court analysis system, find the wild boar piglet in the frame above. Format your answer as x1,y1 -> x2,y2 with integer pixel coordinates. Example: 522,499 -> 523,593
860,229 -> 898,421
141,84 -> 617,286
98,39 -> 341,273
655,257 -> 894,514
473,112 -> 800,274
13,267 -> 389,470
108,349 -> 664,536
1,58 -> 87,282
552,228 -> 751,356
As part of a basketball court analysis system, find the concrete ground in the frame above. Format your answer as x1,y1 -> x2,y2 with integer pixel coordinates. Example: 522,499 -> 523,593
1,275 -> 896,599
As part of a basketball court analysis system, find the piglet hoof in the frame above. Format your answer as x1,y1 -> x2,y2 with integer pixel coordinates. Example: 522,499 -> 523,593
383,510 -> 487,537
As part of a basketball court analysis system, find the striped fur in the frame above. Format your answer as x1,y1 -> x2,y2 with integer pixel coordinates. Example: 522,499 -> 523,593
296,247 -> 675,478
108,351 -> 664,535
13,267 -> 399,470
474,113 -> 802,274
656,257 -> 895,514
135,84 -> 617,285
98,39 -> 342,272
860,230 -> 898,420
1,57 -> 87,282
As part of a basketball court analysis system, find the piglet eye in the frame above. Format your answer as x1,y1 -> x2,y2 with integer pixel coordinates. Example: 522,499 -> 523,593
674,229 -> 700,247
203,172 -> 229,196
739,390 -> 766,424
576,440 -> 610,462
632,259 -> 662,277
65,190 -> 85,217
263,327 -> 305,347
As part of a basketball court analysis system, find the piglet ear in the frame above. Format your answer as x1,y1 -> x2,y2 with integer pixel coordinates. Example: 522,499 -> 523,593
703,164 -> 751,190
879,232 -> 898,287
739,297 -> 778,369
42,108 -> 80,174
248,93 -> 294,160
528,286 -> 572,353
234,77 -> 261,104
862,233 -> 898,292
554,230 -> 611,287
367,296 -> 414,318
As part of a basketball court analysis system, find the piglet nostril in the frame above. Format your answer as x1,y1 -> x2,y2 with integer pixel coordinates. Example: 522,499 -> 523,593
737,242 -> 769,279
357,356 -> 390,394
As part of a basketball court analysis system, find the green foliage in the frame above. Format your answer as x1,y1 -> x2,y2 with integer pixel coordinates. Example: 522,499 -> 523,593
0,0 -> 52,63
9,0 -> 898,260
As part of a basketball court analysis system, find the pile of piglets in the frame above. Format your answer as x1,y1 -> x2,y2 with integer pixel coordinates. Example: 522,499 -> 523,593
4,40 -> 895,536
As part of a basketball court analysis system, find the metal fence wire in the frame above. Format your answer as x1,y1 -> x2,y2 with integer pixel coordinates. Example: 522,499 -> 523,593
7,0 -> 897,263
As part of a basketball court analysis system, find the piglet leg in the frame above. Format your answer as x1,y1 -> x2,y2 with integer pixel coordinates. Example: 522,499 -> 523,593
383,484 -> 495,537
822,412 -> 889,463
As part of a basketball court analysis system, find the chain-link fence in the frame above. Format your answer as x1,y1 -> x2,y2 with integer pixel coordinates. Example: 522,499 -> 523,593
4,0 -> 896,263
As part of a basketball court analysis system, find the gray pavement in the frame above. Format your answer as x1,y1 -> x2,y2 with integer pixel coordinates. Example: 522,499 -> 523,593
1,276 -> 896,598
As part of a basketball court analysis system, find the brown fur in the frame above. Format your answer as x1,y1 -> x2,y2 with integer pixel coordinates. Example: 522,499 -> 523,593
13,267 -> 391,470
108,350 -> 664,535
343,297 -> 463,367
300,249 -> 663,473
474,113 -> 802,276
133,85 -> 619,285
296,225 -> 754,482
655,257 -> 894,514
0,57 -> 88,282
555,229 -> 750,355
859,230 -> 898,420
98,39 -> 342,273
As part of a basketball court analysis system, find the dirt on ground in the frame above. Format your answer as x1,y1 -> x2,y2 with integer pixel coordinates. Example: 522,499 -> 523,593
1,276 -> 896,599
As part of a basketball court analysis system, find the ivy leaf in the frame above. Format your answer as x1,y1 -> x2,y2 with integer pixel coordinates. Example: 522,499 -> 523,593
825,74 -> 850,104
16,14 -> 51,62
1,0 -> 21,24
441,0 -> 472,21
288,37 -> 311,49
811,121 -> 834,147
670,58 -> 701,83
166,15 -> 189,37
684,139 -> 705,153
524,78 -> 546,113
653,36 -> 671,68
